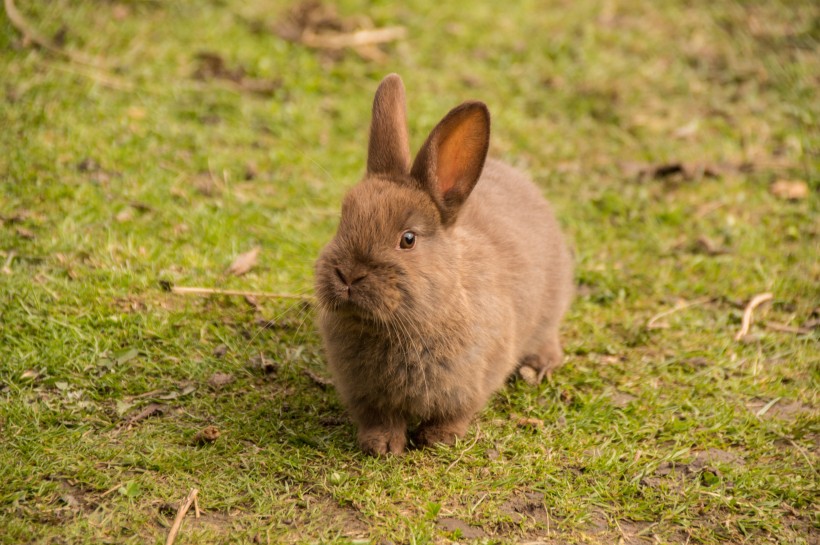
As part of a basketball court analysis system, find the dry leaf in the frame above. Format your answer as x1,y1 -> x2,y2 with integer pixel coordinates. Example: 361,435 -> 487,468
511,414 -> 544,429
115,208 -> 134,222
770,179 -> 809,200
228,247 -> 260,276
15,227 -> 35,239
125,403 -> 166,424
193,425 -> 221,444
20,369 -> 40,380
208,372 -> 233,388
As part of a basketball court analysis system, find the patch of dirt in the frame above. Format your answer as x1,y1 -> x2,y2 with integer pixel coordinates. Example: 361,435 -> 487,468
616,519 -> 655,544
690,448 -> 743,467
153,502 -> 234,536
208,372 -> 233,388
746,398 -> 815,420
498,491 -> 553,528
186,510 -> 234,533
54,478 -> 96,515
641,448 -> 745,490
298,495 -> 368,539
581,511 -> 655,544
437,517 -> 487,539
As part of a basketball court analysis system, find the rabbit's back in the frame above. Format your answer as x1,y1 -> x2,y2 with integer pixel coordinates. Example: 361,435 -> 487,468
456,159 -> 573,370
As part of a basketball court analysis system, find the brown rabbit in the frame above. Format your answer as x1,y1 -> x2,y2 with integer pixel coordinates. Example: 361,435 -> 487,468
314,74 -> 573,456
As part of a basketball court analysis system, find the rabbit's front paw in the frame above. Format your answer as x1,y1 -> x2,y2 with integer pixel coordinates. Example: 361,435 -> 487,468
413,418 -> 470,448
358,425 -> 407,456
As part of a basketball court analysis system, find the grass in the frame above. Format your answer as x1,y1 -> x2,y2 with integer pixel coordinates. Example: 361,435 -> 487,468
1,0 -> 817,543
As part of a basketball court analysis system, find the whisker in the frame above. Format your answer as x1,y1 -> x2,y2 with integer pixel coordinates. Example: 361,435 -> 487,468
241,294 -> 313,355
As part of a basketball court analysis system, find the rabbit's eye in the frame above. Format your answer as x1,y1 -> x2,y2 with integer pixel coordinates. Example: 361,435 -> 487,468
399,231 -> 416,249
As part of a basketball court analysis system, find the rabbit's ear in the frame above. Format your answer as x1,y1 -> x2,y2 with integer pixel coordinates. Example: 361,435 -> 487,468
367,74 -> 412,177
411,102 -> 490,225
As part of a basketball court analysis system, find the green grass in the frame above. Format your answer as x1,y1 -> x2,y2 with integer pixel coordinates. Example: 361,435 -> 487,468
1,0 -> 818,543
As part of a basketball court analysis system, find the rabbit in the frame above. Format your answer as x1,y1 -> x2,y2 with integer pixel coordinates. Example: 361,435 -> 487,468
314,74 -> 574,456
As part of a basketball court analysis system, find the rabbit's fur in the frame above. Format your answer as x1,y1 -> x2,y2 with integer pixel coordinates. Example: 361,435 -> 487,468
315,74 -> 573,456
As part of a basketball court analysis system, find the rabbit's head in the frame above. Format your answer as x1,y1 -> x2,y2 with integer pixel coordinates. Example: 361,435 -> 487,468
315,74 -> 490,327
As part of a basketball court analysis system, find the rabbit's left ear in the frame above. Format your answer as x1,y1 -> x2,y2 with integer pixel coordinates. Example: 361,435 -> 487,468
411,102 -> 490,225
367,74 -> 412,177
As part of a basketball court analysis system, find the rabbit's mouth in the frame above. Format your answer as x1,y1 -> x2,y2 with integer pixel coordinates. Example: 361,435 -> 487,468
318,284 -> 404,328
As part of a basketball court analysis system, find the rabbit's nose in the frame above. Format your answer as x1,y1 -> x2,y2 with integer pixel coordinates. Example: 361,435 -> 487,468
335,267 -> 368,287
335,267 -> 350,286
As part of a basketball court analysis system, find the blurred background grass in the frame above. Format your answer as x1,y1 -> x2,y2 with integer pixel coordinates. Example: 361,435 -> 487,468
0,1 -> 817,543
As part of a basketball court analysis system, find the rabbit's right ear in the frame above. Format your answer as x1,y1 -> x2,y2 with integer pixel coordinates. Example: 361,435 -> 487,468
367,74 -> 412,177
411,102 -> 490,226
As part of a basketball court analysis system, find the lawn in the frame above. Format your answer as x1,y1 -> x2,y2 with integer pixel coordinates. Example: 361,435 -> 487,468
0,0 -> 817,543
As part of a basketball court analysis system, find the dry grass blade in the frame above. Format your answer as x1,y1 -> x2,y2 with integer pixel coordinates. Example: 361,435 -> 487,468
735,293 -> 773,341
445,426 -> 481,472
166,488 -> 199,545
647,297 -> 713,329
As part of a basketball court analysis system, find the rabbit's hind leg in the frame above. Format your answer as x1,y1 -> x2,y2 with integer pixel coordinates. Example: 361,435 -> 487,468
518,329 -> 563,385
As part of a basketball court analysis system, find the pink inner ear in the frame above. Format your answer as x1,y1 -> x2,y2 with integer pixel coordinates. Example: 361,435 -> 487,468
436,115 -> 485,196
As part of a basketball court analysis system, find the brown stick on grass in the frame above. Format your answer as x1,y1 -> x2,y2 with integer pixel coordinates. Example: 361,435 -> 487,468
170,285 -> 313,301
4,0 -> 99,65
166,488 -> 199,545
300,26 -> 407,49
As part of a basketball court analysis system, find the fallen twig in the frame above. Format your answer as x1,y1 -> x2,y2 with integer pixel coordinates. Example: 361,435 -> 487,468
170,285 -> 313,301
99,483 -> 124,498
166,488 -> 199,545
300,26 -> 406,49
5,0 -> 134,91
193,494 -> 201,519
763,322 -> 811,335
120,403 -> 166,429
735,293 -> 773,341
647,297 -> 713,330
302,369 -> 333,389
5,0 -> 99,65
